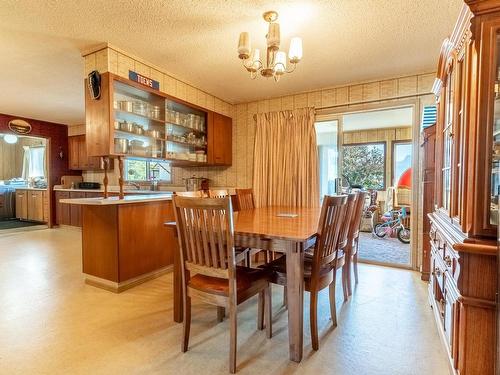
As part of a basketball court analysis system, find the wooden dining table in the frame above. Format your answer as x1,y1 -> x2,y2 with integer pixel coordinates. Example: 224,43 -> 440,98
167,205 -> 321,363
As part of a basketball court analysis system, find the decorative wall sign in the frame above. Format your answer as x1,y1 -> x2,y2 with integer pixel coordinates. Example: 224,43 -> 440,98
8,119 -> 32,134
129,70 -> 160,90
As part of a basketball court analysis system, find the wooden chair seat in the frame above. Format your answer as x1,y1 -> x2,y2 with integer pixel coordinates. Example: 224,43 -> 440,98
260,251 -> 346,291
189,266 -> 271,302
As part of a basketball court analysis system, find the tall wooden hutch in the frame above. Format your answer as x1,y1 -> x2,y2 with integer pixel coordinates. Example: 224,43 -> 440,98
428,2 -> 498,374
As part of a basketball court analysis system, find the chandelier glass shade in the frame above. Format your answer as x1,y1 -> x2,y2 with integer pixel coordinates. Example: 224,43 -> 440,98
237,11 -> 302,82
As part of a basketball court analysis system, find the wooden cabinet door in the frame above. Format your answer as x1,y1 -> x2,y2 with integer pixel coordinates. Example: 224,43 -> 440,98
68,136 -> 81,170
55,191 -> 70,225
28,190 -> 44,222
42,191 -> 49,223
15,190 -> 28,220
77,135 -> 89,170
87,156 -> 100,170
69,192 -> 85,227
208,112 -> 232,166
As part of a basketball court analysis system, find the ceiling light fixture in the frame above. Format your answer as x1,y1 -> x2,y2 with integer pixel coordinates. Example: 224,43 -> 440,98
237,10 -> 302,82
3,134 -> 18,144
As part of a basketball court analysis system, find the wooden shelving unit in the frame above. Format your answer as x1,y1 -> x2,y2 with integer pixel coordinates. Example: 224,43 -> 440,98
86,72 -> 232,167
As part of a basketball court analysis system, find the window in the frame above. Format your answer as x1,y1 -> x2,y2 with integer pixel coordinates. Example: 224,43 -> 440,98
315,120 -> 339,198
124,159 -> 171,182
342,143 -> 385,190
29,146 -> 46,178
22,145 -> 46,179
392,142 -> 412,186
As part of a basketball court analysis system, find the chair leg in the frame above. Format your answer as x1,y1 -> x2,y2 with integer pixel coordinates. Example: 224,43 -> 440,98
346,254 -> 353,297
229,304 -> 237,374
329,280 -> 337,327
310,291 -> 319,351
217,306 -> 225,323
353,244 -> 359,285
182,296 -> 191,352
264,286 -> 272,338
257,290 -> 264,330
283,286 -> 288,308
342,264 -> 349,302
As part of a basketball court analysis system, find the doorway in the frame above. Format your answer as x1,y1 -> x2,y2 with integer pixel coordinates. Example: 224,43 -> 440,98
316,106 -> 415,268
0,134 -> 49,232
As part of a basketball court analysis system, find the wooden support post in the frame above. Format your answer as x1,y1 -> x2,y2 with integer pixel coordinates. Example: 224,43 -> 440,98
103,156 -> 109,199
118,156 -> 124,199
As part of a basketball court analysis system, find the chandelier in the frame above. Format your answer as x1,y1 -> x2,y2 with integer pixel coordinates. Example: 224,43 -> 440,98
237,10 -> 303,82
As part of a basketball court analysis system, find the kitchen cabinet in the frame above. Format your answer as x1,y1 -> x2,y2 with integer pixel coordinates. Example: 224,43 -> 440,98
69,135 -> 110,171
69,192 -> 85,227
69,136 -> 81,169
27,190 -> 44,222
43,191 -> 49,223
427,3 -> 497,374
55,191 -> 70,225
85,72 -> 232,167
15,190 -> 28,220
208,112 -> 232,166
56,190 -> 131,227
15,189 -> 47,223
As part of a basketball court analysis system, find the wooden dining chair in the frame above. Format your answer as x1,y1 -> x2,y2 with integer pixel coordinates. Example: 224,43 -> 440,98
209,189 -> 229,198
172,195 -> 272,373
337,193 -> 359,302
235,188 -> 274,265
235,188 -> 254,210
176,191 -> 203,197
345,191 -> 368,296
260,195 -> 349,351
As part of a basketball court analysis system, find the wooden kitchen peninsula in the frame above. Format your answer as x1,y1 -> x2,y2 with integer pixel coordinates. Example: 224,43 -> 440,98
60,194 -> 177,292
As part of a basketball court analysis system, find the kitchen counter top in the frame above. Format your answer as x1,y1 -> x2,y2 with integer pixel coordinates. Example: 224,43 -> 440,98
54,187 -> 169,194
13,186 -> 47,191
60,194 -> 173,205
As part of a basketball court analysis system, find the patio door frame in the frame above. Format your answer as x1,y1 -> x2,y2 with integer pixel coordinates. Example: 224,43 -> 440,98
315,113 -> 344,192
316,99 -> 419,271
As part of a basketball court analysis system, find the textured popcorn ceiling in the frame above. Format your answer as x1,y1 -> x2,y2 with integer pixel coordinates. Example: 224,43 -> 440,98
0,0 -> 462,124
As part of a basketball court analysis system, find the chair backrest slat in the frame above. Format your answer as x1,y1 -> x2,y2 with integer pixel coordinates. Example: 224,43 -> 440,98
313,195 -> 348,268
177,191 -> 203,197
209,189 -> 229,198
173,196 -> 235,278
235,189 -> 255,210
337,193 -> 358,251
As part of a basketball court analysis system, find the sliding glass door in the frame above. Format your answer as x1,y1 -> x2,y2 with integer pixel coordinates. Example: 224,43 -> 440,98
315,119 -> 341,199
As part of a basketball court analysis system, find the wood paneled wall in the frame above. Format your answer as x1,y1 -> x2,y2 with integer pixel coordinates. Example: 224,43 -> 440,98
0,137 -> 44,180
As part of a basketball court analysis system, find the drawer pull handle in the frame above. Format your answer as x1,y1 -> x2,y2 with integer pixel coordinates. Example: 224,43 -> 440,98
444,255 -> 452,268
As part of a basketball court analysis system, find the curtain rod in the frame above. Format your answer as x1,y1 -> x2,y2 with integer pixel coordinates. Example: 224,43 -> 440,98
252,111 -> 295,121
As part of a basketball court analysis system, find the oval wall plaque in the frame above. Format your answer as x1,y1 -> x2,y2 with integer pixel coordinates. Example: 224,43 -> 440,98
8,119 -> 32,135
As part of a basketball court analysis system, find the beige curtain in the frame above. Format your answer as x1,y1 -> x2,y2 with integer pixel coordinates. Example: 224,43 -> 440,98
253,107 -> 319,208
